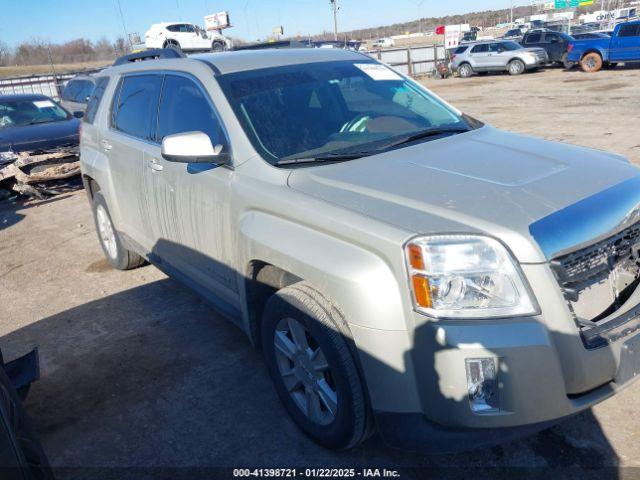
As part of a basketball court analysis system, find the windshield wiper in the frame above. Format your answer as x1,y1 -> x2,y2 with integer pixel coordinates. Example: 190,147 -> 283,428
276,152 -> 365,166
376,127 -> 470,151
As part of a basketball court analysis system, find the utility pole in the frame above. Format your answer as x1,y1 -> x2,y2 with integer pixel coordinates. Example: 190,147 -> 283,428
510,0 -> 514,24
330,0 -> 339,41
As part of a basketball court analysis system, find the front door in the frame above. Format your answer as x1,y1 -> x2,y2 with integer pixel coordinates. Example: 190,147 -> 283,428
146,73 -> 238,304
611,23 -> 640,62
104,73 -> 163,252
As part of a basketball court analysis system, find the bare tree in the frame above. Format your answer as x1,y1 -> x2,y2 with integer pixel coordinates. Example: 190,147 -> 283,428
0,41 -> 11,67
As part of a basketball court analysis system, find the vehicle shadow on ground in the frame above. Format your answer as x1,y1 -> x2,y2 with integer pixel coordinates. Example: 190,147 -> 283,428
0,242 -> 622,479
0,193 -> 77,231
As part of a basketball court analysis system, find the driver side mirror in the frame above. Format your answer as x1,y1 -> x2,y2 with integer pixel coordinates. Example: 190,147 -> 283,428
161,131 -> 230,165
73,111 -> 84,119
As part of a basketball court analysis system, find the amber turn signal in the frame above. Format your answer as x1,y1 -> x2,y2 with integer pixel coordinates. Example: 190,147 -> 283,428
411,275 -> 432,309
407,243 -> 425,270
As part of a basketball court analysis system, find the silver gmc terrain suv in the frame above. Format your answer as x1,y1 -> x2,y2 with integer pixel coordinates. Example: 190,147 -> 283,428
80,48 -> 640,452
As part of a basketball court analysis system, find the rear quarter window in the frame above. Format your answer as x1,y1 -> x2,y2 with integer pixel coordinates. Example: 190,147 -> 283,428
454,46 -> 469,54
618,24 -> 640,37
83,77 -> 109,124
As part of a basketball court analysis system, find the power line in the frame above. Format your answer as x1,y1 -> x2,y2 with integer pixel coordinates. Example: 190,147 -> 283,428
114,0 -> 131,49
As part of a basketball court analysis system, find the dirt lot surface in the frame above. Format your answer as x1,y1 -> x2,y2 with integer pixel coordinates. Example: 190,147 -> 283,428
1,67 -> 640,478
423,66 -> 640,166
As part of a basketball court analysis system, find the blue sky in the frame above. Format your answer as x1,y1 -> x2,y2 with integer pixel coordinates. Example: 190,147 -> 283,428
0,0 -> 514,46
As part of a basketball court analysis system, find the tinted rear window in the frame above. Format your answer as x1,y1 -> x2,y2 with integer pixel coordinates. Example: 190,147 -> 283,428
526,33 -> 542,43
471,44 -> 489,53
111,75 -> 163,140
454,46 -> 469,54
619,24 -> 640,37
84,77 -> 109,124
62,81 -> 80,101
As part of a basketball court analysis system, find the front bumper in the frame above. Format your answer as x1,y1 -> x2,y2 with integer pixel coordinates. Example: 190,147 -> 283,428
523,55 -> 548,68
350,264 -> 640,451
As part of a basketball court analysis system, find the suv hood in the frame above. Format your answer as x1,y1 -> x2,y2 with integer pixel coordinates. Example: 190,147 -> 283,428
288,126 -> 639,263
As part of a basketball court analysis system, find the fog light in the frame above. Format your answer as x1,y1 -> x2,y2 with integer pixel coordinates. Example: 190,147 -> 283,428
465,358 -> 499,413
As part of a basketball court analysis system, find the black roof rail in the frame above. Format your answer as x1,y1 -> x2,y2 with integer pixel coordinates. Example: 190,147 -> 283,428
113,48 -> 185,66
234,40 -> 311,51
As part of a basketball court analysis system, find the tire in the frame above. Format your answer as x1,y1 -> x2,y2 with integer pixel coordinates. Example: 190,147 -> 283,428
261,282 -> 371,450
508,59 -> 525,75
91,192 -> 145,271
458,63 -> 474,78
0,367 -> 54,480
211,41 -> 225,52
581,52 -> 603,73
164,41 -> 182,53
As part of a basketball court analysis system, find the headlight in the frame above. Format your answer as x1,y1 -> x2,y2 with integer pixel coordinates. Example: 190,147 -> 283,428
405,235 -> 538,319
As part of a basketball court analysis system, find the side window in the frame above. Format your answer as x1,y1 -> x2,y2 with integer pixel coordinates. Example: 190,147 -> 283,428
525,33 -> 541,44
471,44 -> 488,53
184,24 -> 195,33
112,75 -> 163,141
157,75 -> 224,146
62,81 -> 80,101
618,24 -> 640,37
74,81 -> 94,103
454,46 -> 469,54
166,24 -> 179,32
489,43 -> 503,52
544,33 -> 559,43
84,77 -> 109,124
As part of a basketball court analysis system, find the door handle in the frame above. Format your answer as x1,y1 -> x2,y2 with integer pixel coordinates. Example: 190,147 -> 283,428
148,158 -> 164,172
101,140 -> 112,151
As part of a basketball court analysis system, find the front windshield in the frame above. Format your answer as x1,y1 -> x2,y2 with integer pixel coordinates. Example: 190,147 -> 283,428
0,98 -> 70,129
217,60 -> 471,164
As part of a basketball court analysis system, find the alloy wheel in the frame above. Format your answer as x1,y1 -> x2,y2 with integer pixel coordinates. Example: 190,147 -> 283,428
273,317 -> 338,426
96,205 -> 117,259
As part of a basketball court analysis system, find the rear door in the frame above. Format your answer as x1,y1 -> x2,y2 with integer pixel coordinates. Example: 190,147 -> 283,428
102,74 -> 163,252
611,23 -> 640,62
146,73 -> 238,303
468,43 -> 491,69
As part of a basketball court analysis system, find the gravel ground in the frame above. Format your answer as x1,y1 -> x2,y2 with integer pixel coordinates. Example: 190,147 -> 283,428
1,67 -> 639,479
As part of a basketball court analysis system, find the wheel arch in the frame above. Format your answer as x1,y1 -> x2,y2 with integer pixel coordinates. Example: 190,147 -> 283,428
238,211 -> 408,341
580,49 -> 604,61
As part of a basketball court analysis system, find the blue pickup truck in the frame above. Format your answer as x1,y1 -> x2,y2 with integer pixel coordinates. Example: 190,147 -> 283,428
567,20 -> 640,72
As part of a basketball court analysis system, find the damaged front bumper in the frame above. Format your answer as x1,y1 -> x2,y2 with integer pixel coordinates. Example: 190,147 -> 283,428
0,146 -> 80,199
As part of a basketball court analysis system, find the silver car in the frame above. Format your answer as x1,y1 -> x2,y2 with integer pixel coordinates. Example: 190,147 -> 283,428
452,40 -> 548,77
81,48 -> 640,452
60,75 -> 96,114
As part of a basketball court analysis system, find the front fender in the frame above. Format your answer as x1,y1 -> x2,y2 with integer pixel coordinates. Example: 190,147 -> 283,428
239,211 -> 409,332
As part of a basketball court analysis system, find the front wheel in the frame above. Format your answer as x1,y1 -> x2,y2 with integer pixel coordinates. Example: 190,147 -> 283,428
261,283 -> 371,450
581,52 -> 603,73
508,59 -> 525,75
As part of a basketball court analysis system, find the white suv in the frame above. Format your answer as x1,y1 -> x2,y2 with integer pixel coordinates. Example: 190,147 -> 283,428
145,22 -> 231,53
